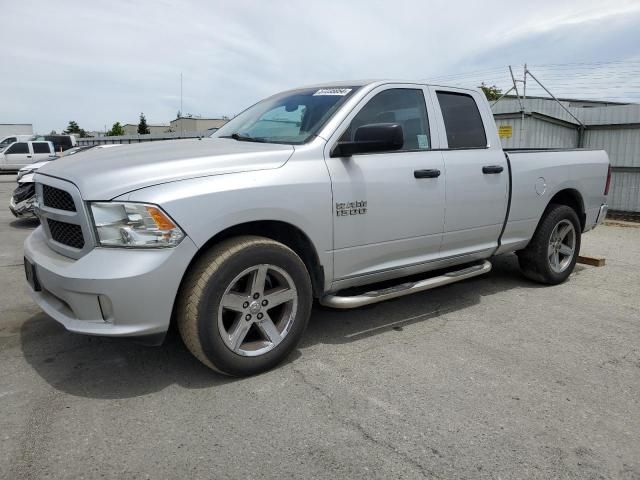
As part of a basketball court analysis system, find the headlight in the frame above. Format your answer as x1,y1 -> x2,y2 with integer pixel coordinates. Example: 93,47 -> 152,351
90,202 -> 184,248
17,168 -> 35,182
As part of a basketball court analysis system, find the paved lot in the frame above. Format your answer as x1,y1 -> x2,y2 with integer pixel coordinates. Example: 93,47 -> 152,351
0,173 -> 639,480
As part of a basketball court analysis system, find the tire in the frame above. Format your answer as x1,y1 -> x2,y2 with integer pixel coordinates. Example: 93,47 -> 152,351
177,236 -> 312,376
517,204 -> 582,285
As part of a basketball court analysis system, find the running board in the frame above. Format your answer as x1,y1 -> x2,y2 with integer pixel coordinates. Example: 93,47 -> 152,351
320,260 -> 492,309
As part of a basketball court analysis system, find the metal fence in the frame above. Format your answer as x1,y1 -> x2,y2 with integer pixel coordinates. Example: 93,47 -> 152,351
77,130 -> 211,146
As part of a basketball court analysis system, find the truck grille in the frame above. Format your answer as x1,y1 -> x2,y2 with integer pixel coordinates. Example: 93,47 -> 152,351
43,184 -> 76,211
36,178 -> 93,259
47,219 -> 85,249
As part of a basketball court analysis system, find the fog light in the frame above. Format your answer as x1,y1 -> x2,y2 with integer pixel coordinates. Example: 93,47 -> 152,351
98,295 -> 114,323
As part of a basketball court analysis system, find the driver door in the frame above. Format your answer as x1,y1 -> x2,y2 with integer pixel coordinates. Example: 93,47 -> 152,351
324,85 -> 445,282
3,142 -> 33,169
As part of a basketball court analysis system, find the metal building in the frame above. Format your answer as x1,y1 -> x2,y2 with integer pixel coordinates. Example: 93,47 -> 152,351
0,124 -> 33,136
170,117 -> 227,132
122,123 -> 170,135
492,97 -> 640,212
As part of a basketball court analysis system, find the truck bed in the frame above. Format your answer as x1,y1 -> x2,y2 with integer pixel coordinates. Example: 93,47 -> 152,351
498,149 -> 609,254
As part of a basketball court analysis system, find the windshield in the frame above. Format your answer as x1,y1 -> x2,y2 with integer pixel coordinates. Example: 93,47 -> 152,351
213,86 -> 360,144
0,138 -> 15,151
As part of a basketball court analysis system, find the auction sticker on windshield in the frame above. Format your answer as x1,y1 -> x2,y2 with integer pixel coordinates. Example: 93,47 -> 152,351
313,88 -> 352,96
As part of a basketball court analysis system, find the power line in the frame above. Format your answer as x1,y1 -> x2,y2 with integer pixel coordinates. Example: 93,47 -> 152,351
529,59 -> 640,68
425,61 -> 640,102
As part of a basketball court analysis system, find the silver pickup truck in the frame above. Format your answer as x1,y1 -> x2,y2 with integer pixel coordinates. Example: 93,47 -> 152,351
24,81 -> 610,375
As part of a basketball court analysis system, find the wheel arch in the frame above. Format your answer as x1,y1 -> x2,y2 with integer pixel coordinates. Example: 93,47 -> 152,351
545,188 -> 586,231
181,220 -> 325,299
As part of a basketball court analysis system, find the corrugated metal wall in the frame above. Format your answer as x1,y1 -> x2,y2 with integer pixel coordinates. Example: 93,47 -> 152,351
496,117 -> 577,149
608,171 -> 640,212
493,98 -> 640,212
492,99 -> 578,124
582,128 -> 640,168
580,128 -> 640,211
578,104 -> 640,126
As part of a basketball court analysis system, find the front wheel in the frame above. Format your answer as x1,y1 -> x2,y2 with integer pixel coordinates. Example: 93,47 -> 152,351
177,236 -> 312,376
517,204 -> 581,285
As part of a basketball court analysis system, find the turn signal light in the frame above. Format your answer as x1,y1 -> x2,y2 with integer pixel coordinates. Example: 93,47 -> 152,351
604,164 -> 612,196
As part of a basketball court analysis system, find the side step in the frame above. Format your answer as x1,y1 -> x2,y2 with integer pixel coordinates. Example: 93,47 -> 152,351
320,260 -> 492,309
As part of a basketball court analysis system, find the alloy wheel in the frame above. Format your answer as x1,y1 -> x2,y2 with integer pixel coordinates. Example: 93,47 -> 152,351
217,264 -> 298,357
548,219 -> 576,273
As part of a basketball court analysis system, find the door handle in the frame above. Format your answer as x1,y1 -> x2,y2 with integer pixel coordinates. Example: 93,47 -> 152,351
482,165 -> 503,174
26,155 -> 32,158
414,169 -> 441,179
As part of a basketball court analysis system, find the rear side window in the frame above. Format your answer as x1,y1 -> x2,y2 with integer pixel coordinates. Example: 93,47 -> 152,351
6,142 -> 29,154
45,135 -> 73,150
342,88 -> 431,151
436,91 -> 487,149
33,142 -> 51,154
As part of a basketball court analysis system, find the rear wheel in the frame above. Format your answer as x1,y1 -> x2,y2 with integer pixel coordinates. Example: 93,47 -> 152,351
517,204 -> 581,285
177,236 -> 312,376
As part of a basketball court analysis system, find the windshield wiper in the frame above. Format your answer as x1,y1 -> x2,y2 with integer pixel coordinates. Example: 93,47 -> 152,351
225,132 -> 267,143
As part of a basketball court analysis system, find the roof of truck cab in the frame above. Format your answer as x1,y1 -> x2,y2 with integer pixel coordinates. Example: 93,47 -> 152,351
297,79 -> 481,93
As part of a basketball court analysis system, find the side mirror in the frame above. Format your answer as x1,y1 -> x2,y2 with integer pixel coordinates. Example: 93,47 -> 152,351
331,123 -> 404,157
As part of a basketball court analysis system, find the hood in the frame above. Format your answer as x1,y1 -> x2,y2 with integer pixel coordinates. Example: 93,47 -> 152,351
37,138 -> 294,200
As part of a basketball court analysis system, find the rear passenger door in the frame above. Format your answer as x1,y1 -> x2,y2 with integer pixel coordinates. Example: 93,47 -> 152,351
429,87 -> 509,257
32,142 -> 54,162
3,142 -> 33,168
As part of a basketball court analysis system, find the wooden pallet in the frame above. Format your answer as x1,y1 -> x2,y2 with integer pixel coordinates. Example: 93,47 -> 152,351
577,255 -> 606,267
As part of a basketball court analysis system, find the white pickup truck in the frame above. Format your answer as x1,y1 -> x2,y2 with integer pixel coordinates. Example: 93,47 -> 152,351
0,140 -> 56,171
24,81 -> 610,376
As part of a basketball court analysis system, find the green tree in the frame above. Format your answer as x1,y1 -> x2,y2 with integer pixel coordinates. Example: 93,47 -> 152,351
137,112 -> 150,134
107,122 -> 125,136
64,120 -> 88,138
479,83 -> 502,101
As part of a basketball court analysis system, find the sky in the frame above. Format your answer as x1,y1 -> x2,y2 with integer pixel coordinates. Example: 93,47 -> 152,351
1,0 -> 639,133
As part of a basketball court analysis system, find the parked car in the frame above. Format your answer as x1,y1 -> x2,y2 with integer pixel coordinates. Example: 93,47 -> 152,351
9,144 -> 121,217
0,135 -> 34,152
0,140 -> 55,171
44,134 -> 77,153
24,81 -> 609,376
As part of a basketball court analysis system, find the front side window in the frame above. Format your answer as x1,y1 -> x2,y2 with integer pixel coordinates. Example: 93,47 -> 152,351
33,142 -> 51,154
6,142 -> 29,154
213,86 -> 360,144
436,91 -> 487,149
340,88 -> 431,152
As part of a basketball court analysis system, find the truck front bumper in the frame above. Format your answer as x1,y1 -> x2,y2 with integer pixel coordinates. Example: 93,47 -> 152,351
9,195 -> 36,218
24,226 -> 198,344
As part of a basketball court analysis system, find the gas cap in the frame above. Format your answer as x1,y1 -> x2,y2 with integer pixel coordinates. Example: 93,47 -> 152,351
535,177 -> 547,196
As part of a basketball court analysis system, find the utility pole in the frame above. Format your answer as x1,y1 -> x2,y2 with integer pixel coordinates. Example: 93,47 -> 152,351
492,65 -> 527,146
522,63 -> 527,146
180,73 -> 183,135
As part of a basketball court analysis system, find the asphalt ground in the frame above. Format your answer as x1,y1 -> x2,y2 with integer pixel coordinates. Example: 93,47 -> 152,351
1,173 -> 639,479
